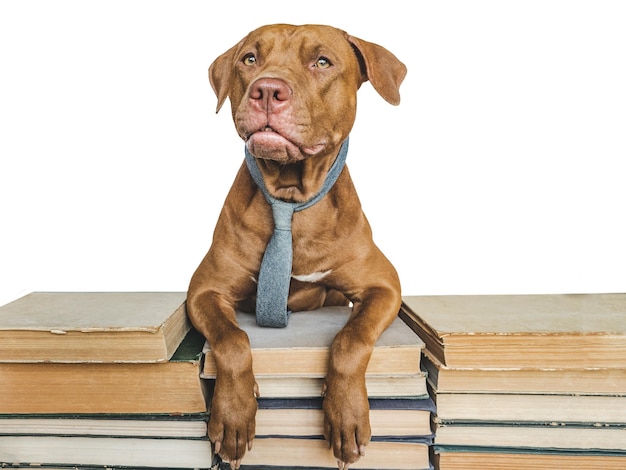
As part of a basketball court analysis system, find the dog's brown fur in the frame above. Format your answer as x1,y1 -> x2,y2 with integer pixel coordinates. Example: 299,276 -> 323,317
187,24 -> 406,469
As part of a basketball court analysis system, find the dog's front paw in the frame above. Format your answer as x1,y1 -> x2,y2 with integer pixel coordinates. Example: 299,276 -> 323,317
209,372 -> 259,469
322,374 -> 371,468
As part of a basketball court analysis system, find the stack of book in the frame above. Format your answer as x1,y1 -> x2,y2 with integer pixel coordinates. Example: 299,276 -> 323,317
0,292 -> 215,469
400,293 -> 626,470
202,306 -> 435,470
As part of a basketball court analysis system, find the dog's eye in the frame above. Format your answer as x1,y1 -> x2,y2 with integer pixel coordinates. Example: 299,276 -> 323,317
242,53 -> 257,66
314,57 -> 332,69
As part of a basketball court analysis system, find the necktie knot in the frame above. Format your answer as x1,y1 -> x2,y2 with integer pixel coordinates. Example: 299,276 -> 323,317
272,201 -> 295,231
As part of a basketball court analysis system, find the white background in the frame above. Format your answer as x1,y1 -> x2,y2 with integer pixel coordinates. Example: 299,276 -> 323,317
1,1 -> 625,307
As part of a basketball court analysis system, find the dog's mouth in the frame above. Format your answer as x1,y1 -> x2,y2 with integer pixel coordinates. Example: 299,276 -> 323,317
245,126 -> 325,162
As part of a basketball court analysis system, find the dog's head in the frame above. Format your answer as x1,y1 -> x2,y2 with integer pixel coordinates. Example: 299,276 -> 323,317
209,24 -> 406,164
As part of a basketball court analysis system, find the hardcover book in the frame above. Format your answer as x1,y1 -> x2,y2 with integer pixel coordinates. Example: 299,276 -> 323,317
0,292 -> 189,363
0,413 -> 208,439
423,352 -> 626,395
1,329 -> 207,414
247,373 -> 428,399
202,306 -> 424,377
236,437 -> 431,470
433,424 -> 626,452
433,393 -> 626,425
254,396 -> 435,439
0,435 -> 214,468
434,446 -> 626,470
400,293 -> 626,369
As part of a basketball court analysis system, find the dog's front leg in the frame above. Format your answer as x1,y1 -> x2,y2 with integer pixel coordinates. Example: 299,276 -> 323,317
322,285 -> 401,469
187,290 -> 257,470
322,328 -> 371,468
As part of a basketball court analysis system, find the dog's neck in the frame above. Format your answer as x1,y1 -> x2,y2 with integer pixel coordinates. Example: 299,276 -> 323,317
244,140 -> 349,204
245,138 -> 348,210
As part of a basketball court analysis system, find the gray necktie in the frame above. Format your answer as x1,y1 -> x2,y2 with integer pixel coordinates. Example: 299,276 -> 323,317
245,138 -> 349,327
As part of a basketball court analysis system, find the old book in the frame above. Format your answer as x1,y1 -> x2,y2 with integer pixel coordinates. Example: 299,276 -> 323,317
234,437 -> 431,469
0,435 -> 214,468
202,307 -> 424,377
0,329 -> 207,414
400,294 -> 626,368
0,292 -> 189,362
247,373 -> 428,399
433,424 -> 626,453
423,352 -> 626,395
0,413 -> 208,439
434,448 -> 626,470
254,397 -> 435,438
433,393 -> 626,425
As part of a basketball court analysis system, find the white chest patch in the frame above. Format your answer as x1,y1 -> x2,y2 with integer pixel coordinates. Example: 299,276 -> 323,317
292,270 -> 332,283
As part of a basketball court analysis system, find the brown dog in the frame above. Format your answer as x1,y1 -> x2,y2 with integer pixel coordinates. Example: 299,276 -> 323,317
187,24 -> 406,469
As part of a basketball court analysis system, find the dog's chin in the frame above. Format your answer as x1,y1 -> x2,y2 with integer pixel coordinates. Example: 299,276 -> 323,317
246,131 -> 324,162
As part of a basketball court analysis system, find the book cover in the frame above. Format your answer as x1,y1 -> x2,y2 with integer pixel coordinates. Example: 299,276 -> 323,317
203,307 -> 424,377
0,292 -> 190,363
400,294 -> 626,368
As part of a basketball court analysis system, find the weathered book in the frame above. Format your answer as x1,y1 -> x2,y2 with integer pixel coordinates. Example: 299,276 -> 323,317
0,292 -> 189,362
202,307 -> 424,377
433,393 -> 626,425
0,435 -> 214,468
0,412 -> 208,439
245,373 -> 428,399
434,447 -> 626,470
254,397 -> 435,438
433,424 -> 626,454
423,352 -> 626,395
0,329 -> 207,414
400,294 -> 626,368
233,437 -> 431,470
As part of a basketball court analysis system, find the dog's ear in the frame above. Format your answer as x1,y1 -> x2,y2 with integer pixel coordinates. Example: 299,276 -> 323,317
209,42 -> 242,113
347,35 -> 407,106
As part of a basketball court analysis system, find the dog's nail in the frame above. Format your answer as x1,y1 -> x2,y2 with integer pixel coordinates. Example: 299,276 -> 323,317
248,439 -> 254,451
359,444 -> 366,456
254,382 -> 260,398
214,440 -> 221,454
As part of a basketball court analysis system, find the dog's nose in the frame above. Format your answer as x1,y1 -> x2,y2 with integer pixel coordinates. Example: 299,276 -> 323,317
249,78 -> 292,112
